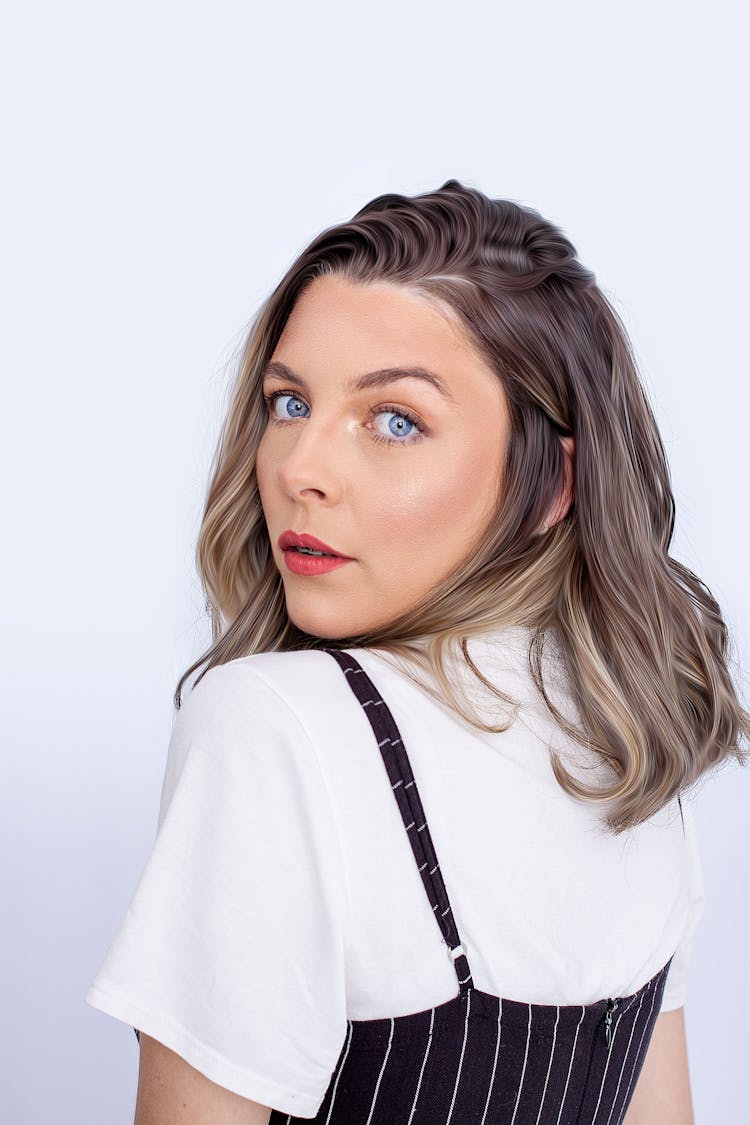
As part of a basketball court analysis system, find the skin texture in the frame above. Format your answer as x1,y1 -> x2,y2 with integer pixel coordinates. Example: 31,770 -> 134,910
134,1033 -> 272,1124
622,1007 -> 695,1123
256,274 -> 574,639
133,277 -> 694,1121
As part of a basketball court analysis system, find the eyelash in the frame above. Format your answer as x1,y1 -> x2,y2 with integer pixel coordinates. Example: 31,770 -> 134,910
261,389 -> 426,446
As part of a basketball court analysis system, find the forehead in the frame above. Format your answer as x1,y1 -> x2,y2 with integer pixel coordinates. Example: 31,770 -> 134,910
273,275 -> 490,377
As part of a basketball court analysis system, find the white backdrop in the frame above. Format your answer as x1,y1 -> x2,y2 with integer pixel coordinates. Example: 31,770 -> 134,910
3,1 -> 748,1121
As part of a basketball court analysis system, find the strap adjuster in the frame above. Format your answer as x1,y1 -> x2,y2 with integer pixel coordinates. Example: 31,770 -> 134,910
448,943 -> 466,962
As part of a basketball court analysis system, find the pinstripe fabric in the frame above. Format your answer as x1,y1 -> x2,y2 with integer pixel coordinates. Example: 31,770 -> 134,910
268,648 -> 673,1125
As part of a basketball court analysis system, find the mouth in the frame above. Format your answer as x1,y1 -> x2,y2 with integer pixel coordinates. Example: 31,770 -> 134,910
277,530 -> 353,559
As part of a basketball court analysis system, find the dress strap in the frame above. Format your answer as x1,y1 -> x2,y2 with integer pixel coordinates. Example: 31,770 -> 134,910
324,647 -> 474,994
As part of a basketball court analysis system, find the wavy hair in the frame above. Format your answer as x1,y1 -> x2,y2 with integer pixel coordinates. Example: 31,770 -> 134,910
175,178 -> 749,834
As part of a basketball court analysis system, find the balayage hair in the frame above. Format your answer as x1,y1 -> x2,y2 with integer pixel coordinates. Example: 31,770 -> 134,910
176,178 -> 749,834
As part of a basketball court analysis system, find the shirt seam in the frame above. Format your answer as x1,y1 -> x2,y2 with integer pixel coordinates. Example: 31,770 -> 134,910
243,661 -> 355,939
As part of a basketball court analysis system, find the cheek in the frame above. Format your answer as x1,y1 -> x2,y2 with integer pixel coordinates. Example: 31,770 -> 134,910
255,462 -> 277,532
255,436 -> 272,499
367,440 -> 501,550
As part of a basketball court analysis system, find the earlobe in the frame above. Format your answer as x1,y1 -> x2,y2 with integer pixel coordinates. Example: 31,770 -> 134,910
561,435 -> 575,504
542,435 -> 575,533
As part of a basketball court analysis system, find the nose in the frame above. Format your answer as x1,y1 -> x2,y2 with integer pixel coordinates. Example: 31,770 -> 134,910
274,413 -> 344,503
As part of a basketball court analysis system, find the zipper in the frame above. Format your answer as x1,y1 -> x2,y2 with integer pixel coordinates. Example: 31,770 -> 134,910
575,999 -> 624,1123
603,998 -> 621,1050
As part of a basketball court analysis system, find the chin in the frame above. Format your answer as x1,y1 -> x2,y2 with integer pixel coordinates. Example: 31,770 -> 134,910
285,601 -> 370,642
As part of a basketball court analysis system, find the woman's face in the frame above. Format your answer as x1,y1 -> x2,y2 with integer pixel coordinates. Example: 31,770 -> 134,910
256,274 -> 510,639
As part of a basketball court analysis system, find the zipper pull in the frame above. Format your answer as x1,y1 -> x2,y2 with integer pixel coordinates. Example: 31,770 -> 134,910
604,999 -> 620,1049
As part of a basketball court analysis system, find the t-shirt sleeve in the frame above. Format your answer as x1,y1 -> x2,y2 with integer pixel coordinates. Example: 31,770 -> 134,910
659,793 -> 706,1012
85,661 -> 351,1118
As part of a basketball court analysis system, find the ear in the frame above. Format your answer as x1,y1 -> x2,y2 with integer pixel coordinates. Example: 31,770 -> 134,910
543,435 -> 575,531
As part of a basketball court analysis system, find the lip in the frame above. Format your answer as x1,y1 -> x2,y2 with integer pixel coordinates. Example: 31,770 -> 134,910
282,550 -> 353,577
278,530 -> 353,558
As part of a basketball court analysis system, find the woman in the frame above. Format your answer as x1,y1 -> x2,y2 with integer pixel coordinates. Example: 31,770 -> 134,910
86,180 -> 749,1124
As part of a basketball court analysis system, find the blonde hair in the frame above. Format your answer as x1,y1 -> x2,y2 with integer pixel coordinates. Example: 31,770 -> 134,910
176,179 -> 749,834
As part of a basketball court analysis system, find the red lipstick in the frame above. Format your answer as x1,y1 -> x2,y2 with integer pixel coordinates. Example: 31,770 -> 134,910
278,530 -> 355,576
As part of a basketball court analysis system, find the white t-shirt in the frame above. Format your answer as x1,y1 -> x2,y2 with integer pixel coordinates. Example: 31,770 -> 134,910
85,626 -> 705,1118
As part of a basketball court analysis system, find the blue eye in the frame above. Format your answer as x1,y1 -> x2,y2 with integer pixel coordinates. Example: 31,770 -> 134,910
264,391 -> 310,420
370,408 -> 421,443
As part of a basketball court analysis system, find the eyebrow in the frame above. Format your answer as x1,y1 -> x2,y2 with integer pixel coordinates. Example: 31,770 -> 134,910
262,359 -> 457,404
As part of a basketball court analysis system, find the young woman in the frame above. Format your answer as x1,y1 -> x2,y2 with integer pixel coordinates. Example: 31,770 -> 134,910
86,180 -> 749,1124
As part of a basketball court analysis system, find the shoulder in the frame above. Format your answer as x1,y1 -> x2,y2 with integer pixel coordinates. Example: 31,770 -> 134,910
159,649 -> 352,831
179,648 -> 344,723
171,648 -> 358,763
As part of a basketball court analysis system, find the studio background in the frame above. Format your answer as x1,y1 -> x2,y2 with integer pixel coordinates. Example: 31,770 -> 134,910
2,1 -> 747,1121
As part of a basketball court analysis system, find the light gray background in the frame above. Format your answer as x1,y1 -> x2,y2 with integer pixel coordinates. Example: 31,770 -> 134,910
3,1 -> 748,1121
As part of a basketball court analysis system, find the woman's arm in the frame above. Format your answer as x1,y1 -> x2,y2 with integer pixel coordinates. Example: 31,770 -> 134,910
134,1033 -> 272,1125
623,1007 -> 695,1123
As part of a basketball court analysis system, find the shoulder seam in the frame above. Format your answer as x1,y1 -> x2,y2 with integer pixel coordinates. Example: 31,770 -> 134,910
245,659 -> 355,931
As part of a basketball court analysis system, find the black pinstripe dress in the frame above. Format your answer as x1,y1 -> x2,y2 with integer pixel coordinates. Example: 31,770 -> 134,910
268,647 -> 674,1125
